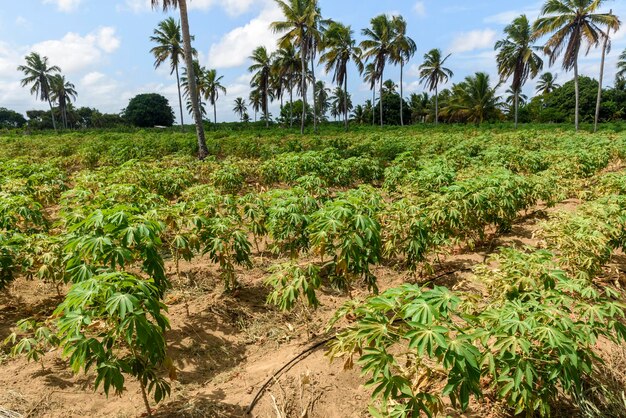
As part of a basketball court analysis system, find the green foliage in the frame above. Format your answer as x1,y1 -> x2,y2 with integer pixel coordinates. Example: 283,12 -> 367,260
309,186 -> 383,292
328,284 -> 479,417
54,272 -> 173,403
265,262 -> 321,311
330,248 -> 626,417
64,206 -> 167,290
0,107 -> 27,128
123,93 -> 175,128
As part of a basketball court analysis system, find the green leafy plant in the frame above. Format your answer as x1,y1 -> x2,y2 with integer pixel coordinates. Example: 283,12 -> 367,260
265,262 -> 321,311
55,272 -> 174,417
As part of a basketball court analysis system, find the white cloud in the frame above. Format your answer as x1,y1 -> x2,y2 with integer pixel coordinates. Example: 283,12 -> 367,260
449,29 -> 497,53
118,0 -> 257,16
31,27 -> 121,74
413,1 -> 426,17
42,0 -> 82,12
208,5 -> 282,69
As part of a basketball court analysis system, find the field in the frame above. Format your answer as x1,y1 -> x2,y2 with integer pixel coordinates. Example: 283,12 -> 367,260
1,125 -> 626,418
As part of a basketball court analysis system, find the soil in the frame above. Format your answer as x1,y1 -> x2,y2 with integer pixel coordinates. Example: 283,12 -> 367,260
0,200 -> 624,418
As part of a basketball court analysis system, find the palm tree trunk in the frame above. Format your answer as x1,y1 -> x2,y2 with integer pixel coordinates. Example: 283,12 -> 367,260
179,0 -> 208,159
379,66 -> 384,127
265,82 -> 269,128
372,87 -> 376,126
595,16 -> 612,133
213,101 -> 217,126
574,57 -> 580,132
311,56 -> 317,133
399,61 -> 404,126
175,64 -> 185,131
514,90 -> 519,129
435,85 -> 439,125
300,39 -> 307,135
289,83 -> 294,128
47,98 -> 57,132
344,72 -> 348,132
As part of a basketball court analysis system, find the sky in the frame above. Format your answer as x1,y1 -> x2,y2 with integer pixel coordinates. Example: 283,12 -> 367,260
1,0 -> 626,123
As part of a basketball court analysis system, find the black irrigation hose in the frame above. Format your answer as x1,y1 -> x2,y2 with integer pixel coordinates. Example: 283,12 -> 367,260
245,336 -> 335,415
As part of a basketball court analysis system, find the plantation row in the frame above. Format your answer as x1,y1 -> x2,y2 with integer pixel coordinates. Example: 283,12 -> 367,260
1,128 -> 626,417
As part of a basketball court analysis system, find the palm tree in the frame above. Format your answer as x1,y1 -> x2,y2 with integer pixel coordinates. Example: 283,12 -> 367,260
307,7 -> 327,133
595,10 -> 621,132
249,89 -> 262,122
409,92 -> 430,123
618,48 -> 626,79
50,74 -> 77,129
419,49 -> 453,125
442,72 -> 501,125
150,17 -> 196,131
274,42 -> 301,128
495,14 -> 543,128
271,0 -> 320,134
363,63 -> 378,125
249,46 -> 273,128
314,80 -> 331,121
505,87 -> 529,112
536,72 -> 560,95
352,104 -> 365,124
382,79 -> 398,94
151,0 -> 208,159
330,87 -> 352,122
533,0 -> 620,131
361,14 -> 394,126
17,52 -> 61,132
233,97 -> 247,122
181,60 -> 206,117
320,21 -> 363,131
390,16 -> 416,126
201,69 -> 226,126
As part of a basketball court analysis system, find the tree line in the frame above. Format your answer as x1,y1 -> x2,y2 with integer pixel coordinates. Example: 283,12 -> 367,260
8,0 -> 626,157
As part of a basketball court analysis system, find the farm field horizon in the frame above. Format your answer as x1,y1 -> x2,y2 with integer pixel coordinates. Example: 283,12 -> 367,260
1,124 -> 626,417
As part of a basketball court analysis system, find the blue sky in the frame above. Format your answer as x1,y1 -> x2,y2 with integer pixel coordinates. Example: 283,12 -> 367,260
1,0 -> 625,122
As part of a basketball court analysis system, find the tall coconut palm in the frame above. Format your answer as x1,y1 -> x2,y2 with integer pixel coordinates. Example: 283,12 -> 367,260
17,52 -> 60,132
274,42 -> 301,128
419,49 -> 453,125
150,17 -> 196,131
320,21 -> 363,131
233,97 -> 247,122
533,0 -> 620,131
330,87 -> 352,122
594,10 -> 621,132
390,15 -> 417,126
618,48 -> 626,79
181,60 -> 206,116
271,0 -> 320,134
363,62 -> 378,125
495,14 -> 543,128
249,89 -> 262,122
248,46 -> 273,128
308,8 -> 328,133
150,0 -> 207,158
201,69 -> 226,126
50,74 -> 77,129
442,72 -> 501,125
536,72 -> 561,95
361,14 -> 394,126
314,80 -> 331,120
